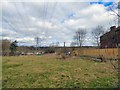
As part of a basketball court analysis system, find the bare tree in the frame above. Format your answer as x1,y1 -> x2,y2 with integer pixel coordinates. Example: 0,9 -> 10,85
73,28 -> 87,47
2,39 -> 11,56
91,26 -> 105,48
108,1 -> 120,26
108,2 -> 120,17
70,42 -> 76,47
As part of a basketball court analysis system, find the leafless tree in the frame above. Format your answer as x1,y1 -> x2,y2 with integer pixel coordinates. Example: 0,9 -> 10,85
74,28 -> 87,47
70,42 -> 76,47
108,1 -> 120,25
2,39 -> 11,56
91,26 -> 105,48
108,2 -> 120,17
17,46 -> 36,55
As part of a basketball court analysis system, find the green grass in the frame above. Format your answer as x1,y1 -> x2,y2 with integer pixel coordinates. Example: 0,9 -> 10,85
2,54 -> 118,88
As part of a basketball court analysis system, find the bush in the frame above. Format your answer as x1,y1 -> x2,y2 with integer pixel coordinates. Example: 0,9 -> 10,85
44,47 -> 55,54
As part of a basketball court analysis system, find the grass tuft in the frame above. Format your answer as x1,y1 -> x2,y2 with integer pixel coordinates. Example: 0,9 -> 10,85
2,55 -> 118,88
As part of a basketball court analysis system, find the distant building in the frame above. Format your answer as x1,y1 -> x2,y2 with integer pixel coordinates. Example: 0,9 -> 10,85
100,26 -> 120,48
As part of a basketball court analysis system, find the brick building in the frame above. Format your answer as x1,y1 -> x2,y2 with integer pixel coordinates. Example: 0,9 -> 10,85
100,26 -> 120,48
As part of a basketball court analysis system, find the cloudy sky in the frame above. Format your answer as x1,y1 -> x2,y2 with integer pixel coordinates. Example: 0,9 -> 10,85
1,0 -> 119,46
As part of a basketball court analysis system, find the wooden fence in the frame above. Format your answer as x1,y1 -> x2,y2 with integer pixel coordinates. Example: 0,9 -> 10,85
76,48 -> 120,59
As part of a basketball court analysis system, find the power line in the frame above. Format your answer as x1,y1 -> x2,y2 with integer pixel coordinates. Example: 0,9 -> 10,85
49,1 -> 58,22
43,0 -> 49,40
21,2 -> 32,29
2,16 -> 18,33
44,1 -> 58,42
13,2 -> 29,31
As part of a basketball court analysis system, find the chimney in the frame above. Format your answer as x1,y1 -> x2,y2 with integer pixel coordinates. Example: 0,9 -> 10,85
110,26 -> 116,31
64,42 -> 65,47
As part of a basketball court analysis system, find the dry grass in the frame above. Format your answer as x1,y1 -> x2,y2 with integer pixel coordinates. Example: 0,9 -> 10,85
77,48 -> 119,59
2,54 -> 118,88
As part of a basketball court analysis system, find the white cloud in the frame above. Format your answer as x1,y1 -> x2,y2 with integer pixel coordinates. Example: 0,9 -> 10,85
1,2 -> 117,46
63,4 -> 117,31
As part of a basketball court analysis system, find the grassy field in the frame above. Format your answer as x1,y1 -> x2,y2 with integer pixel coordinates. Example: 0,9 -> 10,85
2,54 -> 118,88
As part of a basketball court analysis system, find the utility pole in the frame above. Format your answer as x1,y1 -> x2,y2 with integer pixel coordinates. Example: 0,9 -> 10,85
35,37 -> 39,51
118,1 -> 120,26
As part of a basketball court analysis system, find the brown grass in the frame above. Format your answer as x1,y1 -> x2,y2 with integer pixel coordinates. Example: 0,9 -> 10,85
2,55 -> 118,88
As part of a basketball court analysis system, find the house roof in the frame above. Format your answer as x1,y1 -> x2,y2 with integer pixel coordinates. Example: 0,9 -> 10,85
116,26 -> 120,32
100,26 -> 120,38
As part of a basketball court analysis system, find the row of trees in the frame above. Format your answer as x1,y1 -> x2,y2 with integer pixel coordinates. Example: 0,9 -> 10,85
72,26 -> 105,48
1,25 -> 105,56
1,39 -> 39,56
1,40 -> 18,56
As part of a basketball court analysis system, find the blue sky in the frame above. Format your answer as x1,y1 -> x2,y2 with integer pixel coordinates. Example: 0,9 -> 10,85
90,2 -> 113,7
1,1 -> 118,46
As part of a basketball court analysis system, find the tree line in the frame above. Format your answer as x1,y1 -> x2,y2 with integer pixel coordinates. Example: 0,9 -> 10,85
1,40 -> 37,56
71,25 -> 106,47
1,25 -> 107,56
1,40 -> 18,56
